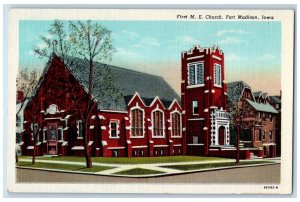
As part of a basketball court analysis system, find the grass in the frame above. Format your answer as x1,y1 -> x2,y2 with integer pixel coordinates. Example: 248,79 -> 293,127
161,161 -> 272,171
16,161 -> 114,173
19,155 -> 227,164
114,168 -> 165,175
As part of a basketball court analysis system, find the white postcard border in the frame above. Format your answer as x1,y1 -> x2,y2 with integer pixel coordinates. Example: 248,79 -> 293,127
7,9 -> 294,194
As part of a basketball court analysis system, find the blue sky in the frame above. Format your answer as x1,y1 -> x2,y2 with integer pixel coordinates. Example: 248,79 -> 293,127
19,20 -> 281,95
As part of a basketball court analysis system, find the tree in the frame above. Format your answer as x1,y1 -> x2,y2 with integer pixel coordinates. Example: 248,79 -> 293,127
33,20 -> 121,168
227,97 -> 259,165
16,68 -> 40,164
16,68 -> 41,114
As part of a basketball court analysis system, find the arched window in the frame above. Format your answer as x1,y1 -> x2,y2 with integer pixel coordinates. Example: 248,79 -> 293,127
152,110 -> 164,137
131,108 -> 144,137
171,112 -> 181,137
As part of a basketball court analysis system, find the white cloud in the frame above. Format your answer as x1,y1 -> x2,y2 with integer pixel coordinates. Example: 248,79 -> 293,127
226,53 -> 242,61
115,48 -> 140,58
111,30 -> 139,43
133,37 -> 160,48
121,30 -> 139,39
177,35 -> 200,45
141,37 -> 160,47
216,29 -> 250,37
217,37 -> 244,45
262,53 -> 275,60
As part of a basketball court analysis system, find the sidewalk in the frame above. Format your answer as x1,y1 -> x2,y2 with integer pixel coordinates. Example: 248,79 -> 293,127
17,157 -> 280,178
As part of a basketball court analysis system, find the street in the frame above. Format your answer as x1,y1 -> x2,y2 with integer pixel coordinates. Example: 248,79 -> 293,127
16,164 -> 280,184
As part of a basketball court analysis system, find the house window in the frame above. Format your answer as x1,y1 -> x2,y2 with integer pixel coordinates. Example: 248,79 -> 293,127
214,63 -> 222,86
258,129 -> 262,141
160,149 -> 164,156
269,114 -> 273,122
58,127 -> 63,141
110,121 -> 119,138
193,136 -> 199,144
112,150 -> 118,157
152,110 -> 164,137
171,112 -> 181,137
77,120 -> 83,138
276,104 -> 279,109
188,62 -> 204,86
269,131 -> 273,140
131,108 -> 144,137
178,148 -> 181,155
258,112 -> 261,118
154,149 -> 158,156
193,101 -> 199,114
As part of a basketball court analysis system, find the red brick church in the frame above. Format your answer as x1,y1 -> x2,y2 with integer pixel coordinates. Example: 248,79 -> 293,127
21,45 -> 278,158
22,52 -> 183,157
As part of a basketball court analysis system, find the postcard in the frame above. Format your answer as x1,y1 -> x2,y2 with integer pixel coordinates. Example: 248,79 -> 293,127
7,8 -> 294,194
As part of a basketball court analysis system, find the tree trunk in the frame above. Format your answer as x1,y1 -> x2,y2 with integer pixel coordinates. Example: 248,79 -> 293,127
32,145 -> 36,165
82,123 -> 92,168
236,126 -> 240,165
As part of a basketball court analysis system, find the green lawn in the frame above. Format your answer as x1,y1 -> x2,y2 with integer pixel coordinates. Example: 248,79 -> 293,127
17,161 -> 114,173
114,168 -> 165,175
19,155 -> 227,164
161,161 -> 272,171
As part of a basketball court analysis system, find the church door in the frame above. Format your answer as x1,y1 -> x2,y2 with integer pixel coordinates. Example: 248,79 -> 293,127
219,126 -> 225,145
48,124 -> 58,155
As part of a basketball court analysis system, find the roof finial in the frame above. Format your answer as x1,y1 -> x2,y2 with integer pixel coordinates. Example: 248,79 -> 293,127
52,40 -> 58,53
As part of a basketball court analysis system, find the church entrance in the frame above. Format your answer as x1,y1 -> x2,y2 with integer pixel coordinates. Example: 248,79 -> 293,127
219,126 -> 225,145
47,124 -> 58,155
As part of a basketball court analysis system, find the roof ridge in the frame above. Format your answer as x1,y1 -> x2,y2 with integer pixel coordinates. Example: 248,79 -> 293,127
108,64 -> 164,79
66,55 -> 164,80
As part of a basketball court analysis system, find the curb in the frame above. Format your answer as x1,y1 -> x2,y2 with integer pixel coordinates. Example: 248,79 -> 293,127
16,162 -> 280,179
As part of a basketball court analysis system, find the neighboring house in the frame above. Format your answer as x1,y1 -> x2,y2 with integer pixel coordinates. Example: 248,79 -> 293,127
22,54 -> 183,157
269,94 -> 281,156
227,81 -> 278,158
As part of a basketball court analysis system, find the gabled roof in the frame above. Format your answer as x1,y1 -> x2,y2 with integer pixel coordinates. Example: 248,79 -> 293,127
227,81 -> 252,103
269,96 -> 281,104
62,55 -> 180,111
246,99 -> 278,114
262,93 -> 269,99
124,95 -> 175,109
253,91 -> 262,98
